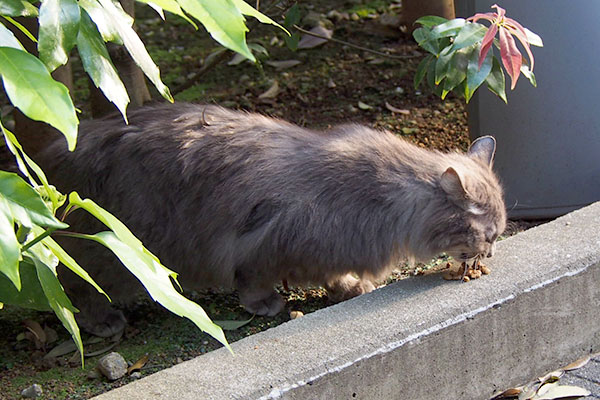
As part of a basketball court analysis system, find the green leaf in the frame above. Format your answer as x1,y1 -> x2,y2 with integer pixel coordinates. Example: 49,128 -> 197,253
0,259 -> 51,311
284,32 -> 299,51
485,56 -> 507,103
0,199 -> 21,290
232,0 -> 288,35
430,18 -> 465,39
449,22 -> 487,52
76,10 -> 129,121
214,315 -> 254,330
0,47 -> 78,151
84,230 -> 231,352
413,27 -> 439,55
434,46 -> 453,85
28,245 -> 83,365
0,170 -> 68,229
67,192 -> 230,351
524,27 -> 543,47
136,0 -> 197,29
177,0 -> 255,62
0,21 -> 25,49
466,42 -> 493,103
78,0 -> 123,43
414,15 -> 448,28
1,124 -> 62,209
414,54 -> 433,89
283,3 -> 301,29
38,0 -> 81,72
39,230 -> 109,301
3,16 -> 37,42
441,48 -> 469,99
0,0 -> 38,17
96,0 -> 173,102
520,64 -> 537,87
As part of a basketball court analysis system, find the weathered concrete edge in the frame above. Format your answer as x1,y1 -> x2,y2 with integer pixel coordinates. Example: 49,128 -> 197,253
95,201 -> 600,400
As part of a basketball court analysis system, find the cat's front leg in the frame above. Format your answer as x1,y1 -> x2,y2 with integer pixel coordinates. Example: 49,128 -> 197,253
234,268 -> 285,316
325,273 -> 375,303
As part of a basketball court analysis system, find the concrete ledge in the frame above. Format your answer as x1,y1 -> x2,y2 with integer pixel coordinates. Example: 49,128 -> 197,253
95,202 -> 600,400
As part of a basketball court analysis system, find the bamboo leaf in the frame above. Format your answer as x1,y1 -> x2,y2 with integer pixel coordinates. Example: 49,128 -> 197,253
67,192 -> 230,351
38,0 -> 81,71
136,0 -> 197,28
177,0 -> 254,62
96,0 -> 173,102
0,20 -> 25,49
231,0 -> 288,34
0,171 -> 68,229
0,47 -> 78,150
0,199 -> 21,290
27,245 -> 83,365
0,259 -> 51,311
76,10 -> 129,121
0,0 -> 38,17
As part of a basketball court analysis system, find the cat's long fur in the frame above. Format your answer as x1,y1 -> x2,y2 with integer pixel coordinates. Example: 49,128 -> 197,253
37,103 -> 506,335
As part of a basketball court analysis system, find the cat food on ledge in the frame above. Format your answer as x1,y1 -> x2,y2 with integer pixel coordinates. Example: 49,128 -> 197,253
443,259 -> 491,282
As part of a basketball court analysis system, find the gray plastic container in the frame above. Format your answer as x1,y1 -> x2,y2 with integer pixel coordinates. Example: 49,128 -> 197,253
455,0 -> 600,218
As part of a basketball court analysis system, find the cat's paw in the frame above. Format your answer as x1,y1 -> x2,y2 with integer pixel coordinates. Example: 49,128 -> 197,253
77,308 -> 127,338
326,274 -> 375,302
240,290 -> 285,317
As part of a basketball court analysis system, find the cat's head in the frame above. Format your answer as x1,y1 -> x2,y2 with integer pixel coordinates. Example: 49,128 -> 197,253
433,136 -> 506,262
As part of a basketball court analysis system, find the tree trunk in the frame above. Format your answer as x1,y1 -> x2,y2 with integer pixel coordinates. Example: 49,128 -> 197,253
403,0 -> 455,33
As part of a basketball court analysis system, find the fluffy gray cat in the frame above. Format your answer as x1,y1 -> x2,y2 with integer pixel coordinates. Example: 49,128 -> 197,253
36,103 -> 506,337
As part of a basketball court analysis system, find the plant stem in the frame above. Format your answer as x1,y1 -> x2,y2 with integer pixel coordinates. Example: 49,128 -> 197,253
21,228 -> 56,252
292,24 -> 420,60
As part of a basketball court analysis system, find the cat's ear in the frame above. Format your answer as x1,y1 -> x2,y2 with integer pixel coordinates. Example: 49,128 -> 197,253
468,135 -> 496,166
440,167 -> 467,199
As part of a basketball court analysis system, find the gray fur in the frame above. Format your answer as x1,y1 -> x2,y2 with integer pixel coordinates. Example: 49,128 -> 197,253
37,103 -> 506,334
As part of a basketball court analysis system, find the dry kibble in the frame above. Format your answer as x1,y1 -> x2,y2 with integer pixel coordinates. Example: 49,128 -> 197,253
480,265 -> 491,275
462,275 -> 470,282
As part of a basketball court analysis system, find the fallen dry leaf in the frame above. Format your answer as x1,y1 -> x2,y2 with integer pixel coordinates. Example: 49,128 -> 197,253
518,381 -> 541,400
532,382 -> 590,400
297,26 -> 332,49
358,101 -> 373,110
258,81 -> 280,99
266,60 -> 302,70
127,354 -> 149,375
492,387 -> 522,399
562,355 -> 591,371
23,320 -> 46,344
538,370 -> 564,384
385,102 -> 410,115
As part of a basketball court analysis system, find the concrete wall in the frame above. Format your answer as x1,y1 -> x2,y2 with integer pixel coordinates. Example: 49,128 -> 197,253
95,202 -> 600,400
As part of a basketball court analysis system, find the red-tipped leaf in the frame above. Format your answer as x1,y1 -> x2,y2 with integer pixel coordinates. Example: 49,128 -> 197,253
505,17 -> 535,71
499,27 -> 522,89
478,23 -> 497,69
466,12 -> 495,23
491,4 -> 506,19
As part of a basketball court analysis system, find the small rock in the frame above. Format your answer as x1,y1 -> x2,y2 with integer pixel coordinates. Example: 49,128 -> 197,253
97,352 -> 128,381
130,372 -> 142,379
21,384 -> 42,398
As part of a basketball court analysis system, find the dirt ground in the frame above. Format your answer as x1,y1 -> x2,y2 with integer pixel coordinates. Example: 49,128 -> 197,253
0,1 -> 482,398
